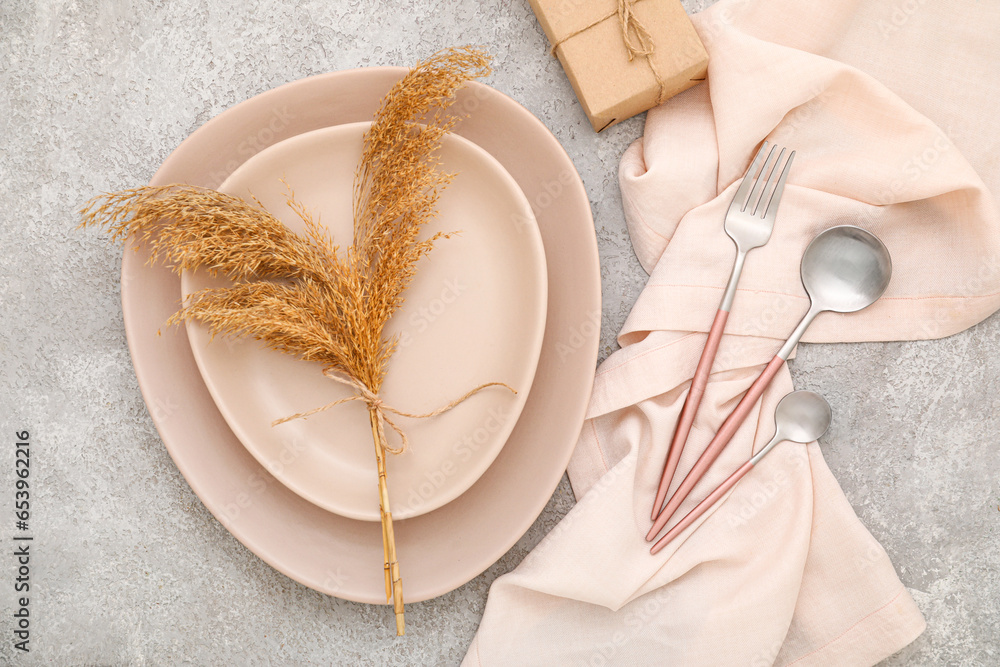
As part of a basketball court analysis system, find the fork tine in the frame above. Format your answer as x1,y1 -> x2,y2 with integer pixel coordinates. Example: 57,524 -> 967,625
751,147 -> 785,216
745,145 -> 778,214
731,141 -> 769,210
761,149 -> 795,220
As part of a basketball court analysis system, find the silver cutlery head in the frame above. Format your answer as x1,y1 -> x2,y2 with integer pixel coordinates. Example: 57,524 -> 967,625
773,390 -> 832,444
725,141 -> 796,253
750,390 -> 832,464
800,225 -> 893,314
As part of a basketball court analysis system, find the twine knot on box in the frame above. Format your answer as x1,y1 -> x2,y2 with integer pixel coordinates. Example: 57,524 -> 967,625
549,0 -> 667,104
617,0 -> 656,60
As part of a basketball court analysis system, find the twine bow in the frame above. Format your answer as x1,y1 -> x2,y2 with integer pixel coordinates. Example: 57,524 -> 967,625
273,369 -> 517,455
548,0 -> 667,107
617,0 -> 655,61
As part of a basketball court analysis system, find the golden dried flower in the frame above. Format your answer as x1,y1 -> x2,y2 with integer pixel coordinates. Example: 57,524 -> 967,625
80,46 -> 494,636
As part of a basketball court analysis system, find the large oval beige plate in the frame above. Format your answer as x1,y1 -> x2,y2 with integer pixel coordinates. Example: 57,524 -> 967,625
180,122 -> 547,521
123,68 -> 600,604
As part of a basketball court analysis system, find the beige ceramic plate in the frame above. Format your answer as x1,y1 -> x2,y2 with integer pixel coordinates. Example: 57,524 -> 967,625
122,68 -> 600,603
181,122 -> 547,521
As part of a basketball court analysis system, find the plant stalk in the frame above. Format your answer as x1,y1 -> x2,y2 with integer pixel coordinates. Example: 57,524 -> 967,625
369,407 -> 405,636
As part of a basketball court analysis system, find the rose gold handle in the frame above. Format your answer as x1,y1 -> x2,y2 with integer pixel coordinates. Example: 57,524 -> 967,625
651,309 -> 730,520
649,459 -> 754,554
646,354 -> 786,542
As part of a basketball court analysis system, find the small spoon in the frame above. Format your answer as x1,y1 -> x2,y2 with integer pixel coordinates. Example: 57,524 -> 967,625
650,390 -> 832,555
648,225 -> 890,540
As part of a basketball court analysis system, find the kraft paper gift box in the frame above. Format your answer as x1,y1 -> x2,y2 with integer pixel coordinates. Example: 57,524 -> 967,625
529,0 -> 709,132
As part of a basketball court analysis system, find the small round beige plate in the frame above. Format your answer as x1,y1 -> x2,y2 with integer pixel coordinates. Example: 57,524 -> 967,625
181,122 -> 547,521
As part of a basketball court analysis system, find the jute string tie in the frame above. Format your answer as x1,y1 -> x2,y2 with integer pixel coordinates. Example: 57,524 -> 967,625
548,0 -> 666,104
273,369 -> 517,455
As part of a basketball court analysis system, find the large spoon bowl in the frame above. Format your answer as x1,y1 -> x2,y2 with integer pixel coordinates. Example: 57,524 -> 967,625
802,225 -> 893,314
778,225 -> 892,359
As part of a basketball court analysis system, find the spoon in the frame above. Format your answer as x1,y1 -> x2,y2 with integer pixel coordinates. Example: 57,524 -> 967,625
650,391 -> 832,554
648,225 -> 891,540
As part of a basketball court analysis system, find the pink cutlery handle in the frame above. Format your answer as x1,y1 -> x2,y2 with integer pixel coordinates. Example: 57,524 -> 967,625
650,459 -> 754,555
651,309 -> 730,520
646,354 -> 786,541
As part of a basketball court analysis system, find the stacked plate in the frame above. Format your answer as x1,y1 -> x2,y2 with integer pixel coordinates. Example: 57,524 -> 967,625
123,68 -> 600,604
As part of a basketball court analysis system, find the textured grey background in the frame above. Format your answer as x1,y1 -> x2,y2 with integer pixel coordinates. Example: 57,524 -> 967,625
1,0 -> 997,665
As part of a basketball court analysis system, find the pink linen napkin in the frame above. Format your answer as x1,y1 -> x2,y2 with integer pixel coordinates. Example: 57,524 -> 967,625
465,0 -> 1000,665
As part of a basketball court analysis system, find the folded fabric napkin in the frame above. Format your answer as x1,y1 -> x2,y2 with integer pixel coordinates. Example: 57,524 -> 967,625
465,0 -> 1000,664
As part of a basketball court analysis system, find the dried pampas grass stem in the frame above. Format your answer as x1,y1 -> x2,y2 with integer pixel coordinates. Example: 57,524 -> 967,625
80,46 -> 499,636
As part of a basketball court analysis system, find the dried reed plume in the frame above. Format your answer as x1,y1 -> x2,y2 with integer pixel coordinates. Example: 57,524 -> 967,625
80,46 -> 494,636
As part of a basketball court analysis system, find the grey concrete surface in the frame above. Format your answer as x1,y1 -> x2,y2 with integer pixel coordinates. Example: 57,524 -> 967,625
0,0 -> 996,664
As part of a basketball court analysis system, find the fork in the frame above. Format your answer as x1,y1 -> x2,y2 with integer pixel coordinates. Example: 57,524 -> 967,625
650,141 -> 795,521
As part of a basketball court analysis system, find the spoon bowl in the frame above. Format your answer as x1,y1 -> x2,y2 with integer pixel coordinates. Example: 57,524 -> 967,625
777,225 -> 892,360
801,225 -> 893,314
773,390 -> 833,443
751,390 -> 832,464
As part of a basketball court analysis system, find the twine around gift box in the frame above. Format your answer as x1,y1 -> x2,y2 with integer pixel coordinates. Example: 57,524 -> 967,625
549,0 -> 670,107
